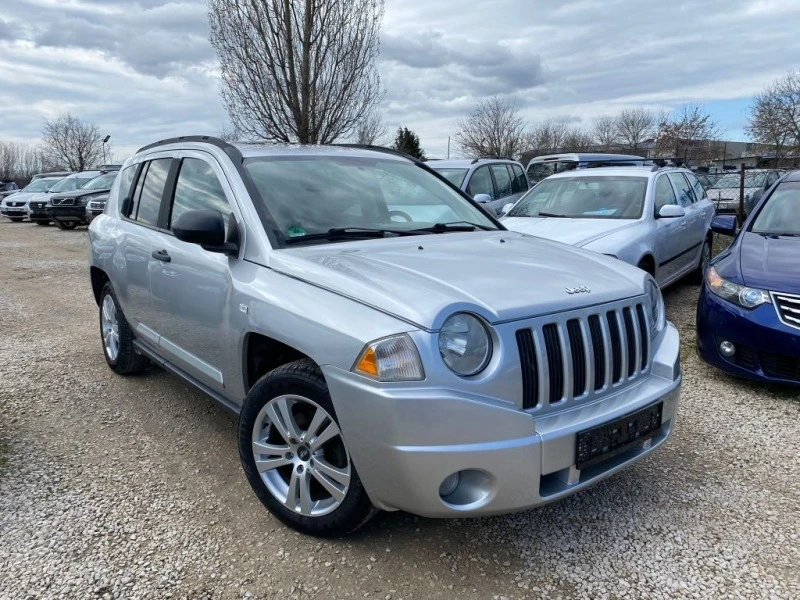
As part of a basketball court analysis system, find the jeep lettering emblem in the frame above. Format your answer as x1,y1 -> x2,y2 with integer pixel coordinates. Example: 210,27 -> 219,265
566,286 -> 591,294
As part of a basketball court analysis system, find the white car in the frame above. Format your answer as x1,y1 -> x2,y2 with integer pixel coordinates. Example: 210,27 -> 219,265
502,166 -> 716,288
0,176 -> 64,221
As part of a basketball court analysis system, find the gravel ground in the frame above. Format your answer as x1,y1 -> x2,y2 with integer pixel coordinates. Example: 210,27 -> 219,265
0,221 -> 798,600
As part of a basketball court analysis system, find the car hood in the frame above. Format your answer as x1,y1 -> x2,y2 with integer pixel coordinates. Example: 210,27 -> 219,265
50,188 -> 110,200
708,187 -> 759,201
739,232 -> 800,294
269,231 -> 645,330
500,217 -> 639,247
2,191 -> 42,205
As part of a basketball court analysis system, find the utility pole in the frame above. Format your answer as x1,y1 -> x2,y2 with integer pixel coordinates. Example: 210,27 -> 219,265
446,136 -> 450,159
738,162 -> 746,226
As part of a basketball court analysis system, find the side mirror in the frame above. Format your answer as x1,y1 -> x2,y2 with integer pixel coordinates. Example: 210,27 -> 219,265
710,215 -> 737,237
173,209 -> 238,256
472,193 -> 492,204
502,203 -> 515,215
658,205 -> 686,218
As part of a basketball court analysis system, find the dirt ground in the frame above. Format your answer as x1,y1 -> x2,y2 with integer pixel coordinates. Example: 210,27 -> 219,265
1,221 -> 798,600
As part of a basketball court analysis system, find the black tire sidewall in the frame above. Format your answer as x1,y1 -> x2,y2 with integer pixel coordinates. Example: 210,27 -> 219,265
98,283 -> 147,374
238,360 -> 374,537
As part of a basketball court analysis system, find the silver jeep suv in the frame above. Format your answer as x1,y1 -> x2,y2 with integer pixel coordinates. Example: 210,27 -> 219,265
88,137 -> 681,537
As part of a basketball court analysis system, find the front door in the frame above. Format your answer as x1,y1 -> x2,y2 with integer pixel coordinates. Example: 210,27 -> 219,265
148,153 -> 238,394
653,174 -> 687,284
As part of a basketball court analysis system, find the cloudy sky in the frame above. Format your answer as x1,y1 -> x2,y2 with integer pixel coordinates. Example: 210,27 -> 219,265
1,0 -> 798,159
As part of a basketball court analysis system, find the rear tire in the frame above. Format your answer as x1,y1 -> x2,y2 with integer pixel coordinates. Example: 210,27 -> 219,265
54,219 -> 78,230
239,359 -> 375,537
99,282 -> 149,375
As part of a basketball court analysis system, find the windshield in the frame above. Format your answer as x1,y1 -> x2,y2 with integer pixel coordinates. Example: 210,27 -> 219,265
432,168 -> 468,187
22,178 -> 60,193
527,160 -> 577,183
244,156 -> 498,244
751,182 -> 800,235
711,173 -> 766,189
82,172 -> 118,190
507,176 -> 648,219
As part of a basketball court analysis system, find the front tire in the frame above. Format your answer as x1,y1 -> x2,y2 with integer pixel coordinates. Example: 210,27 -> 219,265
99,283 -> 149,374
35,221 -> 50,226
9,217 -> 23,222
239,359 -> 375,537
54,219 -> 77,230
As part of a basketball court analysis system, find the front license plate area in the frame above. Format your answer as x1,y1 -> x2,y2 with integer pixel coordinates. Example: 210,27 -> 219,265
575,402 -> 663,470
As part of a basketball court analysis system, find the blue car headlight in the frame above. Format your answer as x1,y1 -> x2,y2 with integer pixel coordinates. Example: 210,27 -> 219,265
706,267 -> 771,309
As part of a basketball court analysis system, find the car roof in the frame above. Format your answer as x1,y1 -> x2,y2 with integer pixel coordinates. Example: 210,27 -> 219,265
529,153 -> 646,163
428,158 -> 519,169
231,143 -> 412,162
782,170 -> 800,182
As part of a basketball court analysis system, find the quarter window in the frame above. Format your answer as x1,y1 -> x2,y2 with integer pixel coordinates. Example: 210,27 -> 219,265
668,173 -> 695,207
467,166 -> 494,198
134,159 -> 171,227
490,164 -> 513,199
654,176 -> 678,213
510,164 -> 528,193
170,158 -> 232,235
685,173 -> 705,201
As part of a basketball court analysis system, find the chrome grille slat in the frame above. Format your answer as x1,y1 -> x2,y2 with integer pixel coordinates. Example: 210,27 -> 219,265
515,298 -> 651,412
772,292 -> 800,331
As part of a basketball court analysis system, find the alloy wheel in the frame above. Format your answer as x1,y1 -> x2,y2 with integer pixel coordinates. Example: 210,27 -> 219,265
252,395 -> 351,517
101,295 -> 120,361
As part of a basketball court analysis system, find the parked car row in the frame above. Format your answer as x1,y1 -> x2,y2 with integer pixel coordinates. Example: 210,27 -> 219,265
0,167 -> 119,228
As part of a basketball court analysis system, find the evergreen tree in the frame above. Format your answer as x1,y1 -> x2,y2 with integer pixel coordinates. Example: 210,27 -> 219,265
392,127 -> 425,159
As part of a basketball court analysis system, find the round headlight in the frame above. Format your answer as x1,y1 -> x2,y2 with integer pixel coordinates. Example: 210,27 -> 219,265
438,313 -> 492,376
646,280 -> 666,337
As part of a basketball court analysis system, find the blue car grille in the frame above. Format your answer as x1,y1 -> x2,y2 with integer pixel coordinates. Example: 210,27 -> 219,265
516,300 -> 649,410
772,292 -> 800,330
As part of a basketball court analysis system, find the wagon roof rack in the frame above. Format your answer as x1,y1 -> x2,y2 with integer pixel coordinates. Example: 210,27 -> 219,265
470,156 -> 516,164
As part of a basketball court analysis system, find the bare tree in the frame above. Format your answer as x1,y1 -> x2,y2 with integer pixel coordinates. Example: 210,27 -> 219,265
524,120 -> 569,156
0,142 -> 20,180
353,108 -> 387,145
561,128 -> 595,153
656,104 -> 723,163
209,0 -> 384,144
591,114 -> 618,150
747,70 -> 800,165
453,96 -> 528,158
41,114 -> 103,171
615,107 -> 655,151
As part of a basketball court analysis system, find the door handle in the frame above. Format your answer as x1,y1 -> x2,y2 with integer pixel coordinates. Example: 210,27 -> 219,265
152,249 -> 171,263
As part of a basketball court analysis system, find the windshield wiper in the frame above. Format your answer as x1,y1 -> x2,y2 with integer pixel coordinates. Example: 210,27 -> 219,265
537,212 -> 569,218
410,221 -> 495,233
284,227 -> 423,244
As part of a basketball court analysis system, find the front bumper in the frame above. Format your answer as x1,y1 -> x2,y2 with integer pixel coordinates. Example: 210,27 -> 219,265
1,206 -> 27,218
324,323 -> 681,517
697,285 -> 800,385
46,205 -> 88,223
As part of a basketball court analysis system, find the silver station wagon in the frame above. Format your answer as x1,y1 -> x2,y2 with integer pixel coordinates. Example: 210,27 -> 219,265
88,137 -> 681,536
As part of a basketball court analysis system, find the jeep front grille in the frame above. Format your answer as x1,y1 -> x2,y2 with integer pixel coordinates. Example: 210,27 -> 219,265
516,300 -> 650,410
772,292 -> 800,330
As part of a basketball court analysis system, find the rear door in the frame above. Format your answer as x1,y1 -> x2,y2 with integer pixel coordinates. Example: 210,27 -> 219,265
653,174 -> 686,284
148,152 -> 240,394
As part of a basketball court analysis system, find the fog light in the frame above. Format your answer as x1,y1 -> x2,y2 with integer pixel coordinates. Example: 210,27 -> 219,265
719,340 -> 736,357
438,472 -> 460,498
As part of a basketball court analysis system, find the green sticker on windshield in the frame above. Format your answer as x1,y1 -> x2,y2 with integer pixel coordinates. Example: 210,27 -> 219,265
288,226 -> 306,238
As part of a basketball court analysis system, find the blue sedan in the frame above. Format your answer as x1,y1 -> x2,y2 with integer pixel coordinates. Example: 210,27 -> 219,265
697,170 -> 800,385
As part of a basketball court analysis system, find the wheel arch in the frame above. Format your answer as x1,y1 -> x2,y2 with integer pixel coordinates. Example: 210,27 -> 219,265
637,253 -> 656,277
243,332 -> 316,393
90,266 -> 110,306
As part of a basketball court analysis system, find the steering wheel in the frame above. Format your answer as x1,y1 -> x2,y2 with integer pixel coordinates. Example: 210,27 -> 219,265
388,210 -> 413,222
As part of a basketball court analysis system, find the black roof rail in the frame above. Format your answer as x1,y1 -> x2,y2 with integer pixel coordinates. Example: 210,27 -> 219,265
470,156 -> 517,164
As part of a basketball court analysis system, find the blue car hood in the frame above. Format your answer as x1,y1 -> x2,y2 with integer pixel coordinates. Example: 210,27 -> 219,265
739,232 -> 800,294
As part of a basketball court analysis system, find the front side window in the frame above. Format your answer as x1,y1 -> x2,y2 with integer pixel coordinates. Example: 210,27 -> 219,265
466,166 -> 494,198
170,158 -> 232,235
654,175 -> 678,213
116,166 -> 137,203
507,176 -> 648,219
668,173 -> 695,206
751,182 -> 800,235
433,168 -> 468,187
243,156 -> 498,245
490,164 -> 513,198
133,159 -> 171,227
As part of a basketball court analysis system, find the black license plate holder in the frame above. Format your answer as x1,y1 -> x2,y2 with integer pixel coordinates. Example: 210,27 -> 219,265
575,402 -> 663,470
